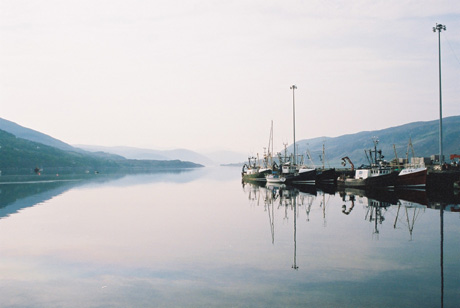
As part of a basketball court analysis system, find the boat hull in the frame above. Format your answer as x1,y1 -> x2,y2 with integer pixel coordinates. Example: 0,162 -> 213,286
316,168 -> 336,184
396,168 -> 427,188
266,174 -> 287,184
291,169 -> 316,185
338,171 -> 398,188
242,169 -> 271,182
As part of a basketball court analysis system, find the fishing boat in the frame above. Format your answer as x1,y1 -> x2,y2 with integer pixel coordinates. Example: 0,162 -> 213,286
302,144 -> 335,185
292,167 -> 316,184
395,139 -> 427,188
265,172 -> 286,183
312,143 -> 336,184
338,138 -> 398,188
266,163 -> 316,185
316,168 -> 336,184
397,166 -> 427,188
342,167 -> 398,188
242,156 -> 271,182
242,122 -> 275,182
266,161 -> 294,184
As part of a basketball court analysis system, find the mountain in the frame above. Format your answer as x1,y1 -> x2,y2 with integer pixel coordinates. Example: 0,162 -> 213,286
0,118 -> 235,166
0,129 -> 202,175
0,118 -> 75,151
289,116 -> 460,167
75,145 -> 215,166
0,119 -> 203,174
0,118 -> 124,161
0,129 -> 118,173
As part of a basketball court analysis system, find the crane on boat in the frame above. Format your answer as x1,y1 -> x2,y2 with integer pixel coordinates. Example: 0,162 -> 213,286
341,156 -> 354,171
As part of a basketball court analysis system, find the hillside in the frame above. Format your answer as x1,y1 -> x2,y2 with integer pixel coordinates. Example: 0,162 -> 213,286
0,118 -> 127,161
0,129 -> 115,173
0,129 -> 202,175
290,116 -> 460,167
0,118 -> 221,165
0,118 -> 75,151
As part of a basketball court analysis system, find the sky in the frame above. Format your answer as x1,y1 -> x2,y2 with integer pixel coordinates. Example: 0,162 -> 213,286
1,0 -> 459,155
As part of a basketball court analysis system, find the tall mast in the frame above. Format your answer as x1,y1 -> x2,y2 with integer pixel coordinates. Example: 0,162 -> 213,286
268,120 -> 273,165
290,85 -> 297,165
322,143 -> 325,170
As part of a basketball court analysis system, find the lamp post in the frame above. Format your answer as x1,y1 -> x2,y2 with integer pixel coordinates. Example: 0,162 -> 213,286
290,85 -> 297,165
433,23 -> 446,165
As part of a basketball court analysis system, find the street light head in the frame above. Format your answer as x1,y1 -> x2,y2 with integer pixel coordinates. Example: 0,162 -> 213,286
290,85 -> 297,90
434,23 -> 446,32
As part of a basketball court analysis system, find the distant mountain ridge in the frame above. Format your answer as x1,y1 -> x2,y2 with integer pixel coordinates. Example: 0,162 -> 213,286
0,118 -> 243,166
75,145 -> 248,166
0,118 -> 75,151
75,145 -> 215,166
0,118 -> 203,174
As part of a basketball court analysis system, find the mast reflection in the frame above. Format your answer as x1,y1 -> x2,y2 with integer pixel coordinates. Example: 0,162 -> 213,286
441,202 -> 444,308
334,187 -> 458,307
242,178 -> 460,302
242,181 -> 321,270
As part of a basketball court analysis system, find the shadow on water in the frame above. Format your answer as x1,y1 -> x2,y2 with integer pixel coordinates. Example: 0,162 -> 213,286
242,180 -> 460,308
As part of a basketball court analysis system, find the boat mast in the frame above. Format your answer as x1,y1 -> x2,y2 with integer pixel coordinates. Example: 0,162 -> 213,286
371,137 -> 379,165
283,142 -> 288,164
393,144 -> 400,169
266,120 -> 274,167
405,137 -> 415,165
374,138 -> 378,164
322,143 -> 325,170
290,85 -> 297,165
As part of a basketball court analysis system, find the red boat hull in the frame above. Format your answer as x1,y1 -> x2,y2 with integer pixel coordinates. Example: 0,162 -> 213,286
396,169 -> 427,188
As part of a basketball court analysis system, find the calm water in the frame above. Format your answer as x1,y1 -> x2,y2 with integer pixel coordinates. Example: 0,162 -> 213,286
0,167 -> 459,308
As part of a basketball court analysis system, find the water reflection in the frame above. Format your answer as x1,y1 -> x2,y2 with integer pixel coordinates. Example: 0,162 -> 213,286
243,180 -> 460,240
0,169 -> 203,219
0,169 -> 456,307
0,176 -> 108,219
243,182 -> 325,271
242,180 -> 460,308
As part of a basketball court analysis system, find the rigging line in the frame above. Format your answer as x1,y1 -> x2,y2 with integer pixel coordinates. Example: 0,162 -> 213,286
444,36 -> 460,68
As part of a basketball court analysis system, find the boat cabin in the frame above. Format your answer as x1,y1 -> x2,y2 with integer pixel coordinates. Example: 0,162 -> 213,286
281,163 -> 296,175
355,167 -> 392,180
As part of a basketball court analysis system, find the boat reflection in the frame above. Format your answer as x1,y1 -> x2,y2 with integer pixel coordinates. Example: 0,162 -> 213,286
242,180 -> 330,270
243,179 -> 460,235
339,187 -> 460,239
242,178 -> 460,296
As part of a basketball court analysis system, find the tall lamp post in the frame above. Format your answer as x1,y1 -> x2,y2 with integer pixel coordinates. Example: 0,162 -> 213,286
290,85 -> 297,165
433,23 -> 446,165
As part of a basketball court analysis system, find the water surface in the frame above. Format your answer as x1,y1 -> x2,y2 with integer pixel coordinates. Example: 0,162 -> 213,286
0,167 -> 459,307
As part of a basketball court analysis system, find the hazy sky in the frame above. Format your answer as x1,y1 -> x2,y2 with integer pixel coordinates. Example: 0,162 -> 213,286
1,0 -> 459,154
